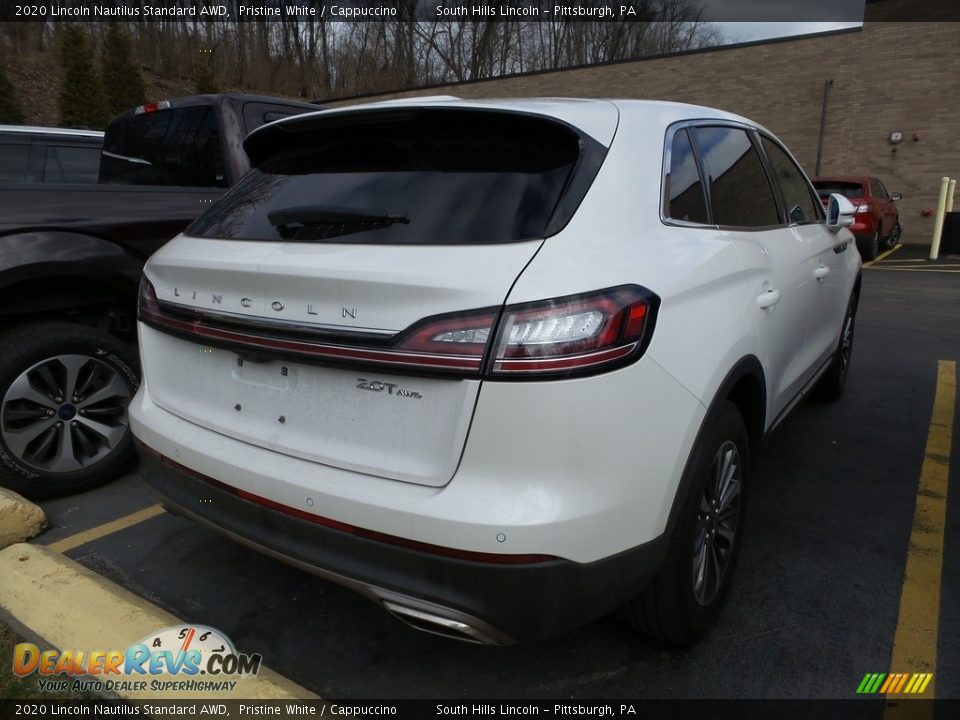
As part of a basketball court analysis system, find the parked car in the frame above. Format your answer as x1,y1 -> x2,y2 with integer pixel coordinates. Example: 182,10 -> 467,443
130,99 -> 861,644
0,94 -> 319,499
0,125 -> 103,184
812,176 -> 902,260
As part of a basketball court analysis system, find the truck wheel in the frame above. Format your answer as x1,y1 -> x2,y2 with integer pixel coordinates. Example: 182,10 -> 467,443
0,323 -> 139,499
621,401 -> 748,644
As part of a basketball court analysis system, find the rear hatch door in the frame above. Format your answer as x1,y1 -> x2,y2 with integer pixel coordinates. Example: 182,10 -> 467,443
140,102 -> 618,486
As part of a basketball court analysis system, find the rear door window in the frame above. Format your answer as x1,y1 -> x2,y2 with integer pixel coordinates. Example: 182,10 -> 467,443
0,142 -> 30,182
188,110 -> 592,245
42,145 -> 100,183
664,128 -> 709,224
760,136 -> 823,224
694,126 -> 780,228
100,106 -> 227,187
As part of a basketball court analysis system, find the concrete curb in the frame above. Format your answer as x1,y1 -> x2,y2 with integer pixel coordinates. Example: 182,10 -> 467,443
0,543 -> 318,700
0,488 -> 47,549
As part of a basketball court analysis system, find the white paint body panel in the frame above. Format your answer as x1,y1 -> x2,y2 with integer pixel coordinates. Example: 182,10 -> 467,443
130,356 -> 702,563
146,236 -> 544,334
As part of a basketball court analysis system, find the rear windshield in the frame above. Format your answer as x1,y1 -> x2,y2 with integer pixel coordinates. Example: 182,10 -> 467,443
187,111 -> 588,245
100,105 -> 227,187
812,181 -> 863,199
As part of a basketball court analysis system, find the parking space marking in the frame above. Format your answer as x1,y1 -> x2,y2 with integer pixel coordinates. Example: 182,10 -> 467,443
0,543 -> 317,700
866,266 -> 960,273
46,504 -> 165,553
888,359 -> 955,699
879,264 -> 960,268
863,243 -> 903,268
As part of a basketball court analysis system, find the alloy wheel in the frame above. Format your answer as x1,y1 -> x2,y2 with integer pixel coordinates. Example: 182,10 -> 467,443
692,440 -> 742,606
1,354 -> 133,474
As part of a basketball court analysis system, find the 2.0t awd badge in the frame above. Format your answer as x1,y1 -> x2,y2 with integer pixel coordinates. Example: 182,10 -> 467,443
356,378 -> 422,399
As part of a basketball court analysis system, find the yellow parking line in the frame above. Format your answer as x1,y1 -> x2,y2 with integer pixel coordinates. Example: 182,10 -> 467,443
46,504 -> 165,553
0,543 -> 318,700
866,266 -> 960,273
888,360 -> 955,700
863,243 -> 903,268
881,264 -> 960,269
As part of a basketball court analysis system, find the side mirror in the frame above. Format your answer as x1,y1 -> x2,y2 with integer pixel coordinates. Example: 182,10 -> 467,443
827,193 -> 856,232
891,192 -> 902,201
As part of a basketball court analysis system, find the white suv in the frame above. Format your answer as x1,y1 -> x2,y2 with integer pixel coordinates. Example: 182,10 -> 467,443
130,99 -> 860,644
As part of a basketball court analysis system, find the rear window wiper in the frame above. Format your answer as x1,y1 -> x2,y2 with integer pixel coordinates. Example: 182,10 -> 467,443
267,206 -> 410,228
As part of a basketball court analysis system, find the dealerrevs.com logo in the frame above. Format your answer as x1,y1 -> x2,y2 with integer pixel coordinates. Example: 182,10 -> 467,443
12,625 -> 261,693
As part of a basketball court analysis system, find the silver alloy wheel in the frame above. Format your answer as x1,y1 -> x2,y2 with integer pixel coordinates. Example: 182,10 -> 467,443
1,354 -> 132,474
839,304 -> 855,379
692,439 -> 742,606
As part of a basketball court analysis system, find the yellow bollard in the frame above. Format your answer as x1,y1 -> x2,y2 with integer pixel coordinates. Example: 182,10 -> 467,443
930,177 -> 951,260
947,179 -> 957,214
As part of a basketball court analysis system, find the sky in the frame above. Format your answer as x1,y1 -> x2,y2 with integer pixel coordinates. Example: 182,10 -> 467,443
717,22 -> 864,43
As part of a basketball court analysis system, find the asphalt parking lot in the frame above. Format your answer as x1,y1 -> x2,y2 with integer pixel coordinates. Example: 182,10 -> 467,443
27,242 -> 960,700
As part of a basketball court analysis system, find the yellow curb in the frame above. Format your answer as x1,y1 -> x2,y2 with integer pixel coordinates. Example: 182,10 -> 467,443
0,488 -> 47,549
0,543 -> 318,700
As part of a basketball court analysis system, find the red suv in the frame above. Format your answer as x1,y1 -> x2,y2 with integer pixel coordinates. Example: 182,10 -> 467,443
812,176 -> 902,260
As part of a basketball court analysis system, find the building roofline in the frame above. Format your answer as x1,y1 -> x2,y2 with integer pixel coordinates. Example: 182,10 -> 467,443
320,25 -> 862,105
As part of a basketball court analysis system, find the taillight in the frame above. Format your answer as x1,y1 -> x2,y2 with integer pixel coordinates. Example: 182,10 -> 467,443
139,277 -> 658,381
490,286 -> 657,377
396,285 -> 658,379
394,309 -> 498,360
134,100 -> 171,115
138,276 -> 161,321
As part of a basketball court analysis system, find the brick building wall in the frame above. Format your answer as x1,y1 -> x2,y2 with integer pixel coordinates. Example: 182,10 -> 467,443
329,6 -> 959,243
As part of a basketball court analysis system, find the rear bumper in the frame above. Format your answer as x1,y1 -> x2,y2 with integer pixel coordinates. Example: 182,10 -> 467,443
136,444 -> 667,643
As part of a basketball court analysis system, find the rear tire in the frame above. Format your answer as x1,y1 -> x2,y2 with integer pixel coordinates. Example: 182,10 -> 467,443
622,401 -> 748,644
860,229 -> 880,261
0,323 -> 140,499
814,292 -> 858,402
886,222 -> 902,249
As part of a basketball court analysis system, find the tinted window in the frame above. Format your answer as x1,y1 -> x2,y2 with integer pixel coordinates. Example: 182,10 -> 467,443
189,111 -> 585,245
43,145 -> 100,183
242,102 -> 312,134
694,127 -> 780,228
873,178 -> 889,200
263,112 -> 293,124
812,181 -> 864,200
0,143 -> 30,182
665,128 -> 708,224
100,106 -> 227,187
761,137 -> 823,224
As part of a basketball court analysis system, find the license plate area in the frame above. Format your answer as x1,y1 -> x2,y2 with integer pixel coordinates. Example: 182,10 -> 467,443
141,326 -> 478,487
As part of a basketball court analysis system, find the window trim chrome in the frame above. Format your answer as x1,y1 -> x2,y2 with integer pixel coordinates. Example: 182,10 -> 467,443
660,118 -> 825,233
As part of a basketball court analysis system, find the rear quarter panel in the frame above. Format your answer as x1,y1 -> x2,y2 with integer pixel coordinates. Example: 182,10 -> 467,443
502,105 -> 759,537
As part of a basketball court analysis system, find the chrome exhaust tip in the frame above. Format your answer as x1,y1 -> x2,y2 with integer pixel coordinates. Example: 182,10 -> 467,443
381,600 -> 513,645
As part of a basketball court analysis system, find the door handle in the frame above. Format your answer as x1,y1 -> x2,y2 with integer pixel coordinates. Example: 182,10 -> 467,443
833,240 -> 849,253
814,265 -> 831,280
756,289 -> 781,309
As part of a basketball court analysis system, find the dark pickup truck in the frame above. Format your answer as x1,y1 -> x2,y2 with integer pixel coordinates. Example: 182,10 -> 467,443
0,94 -> 319,498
